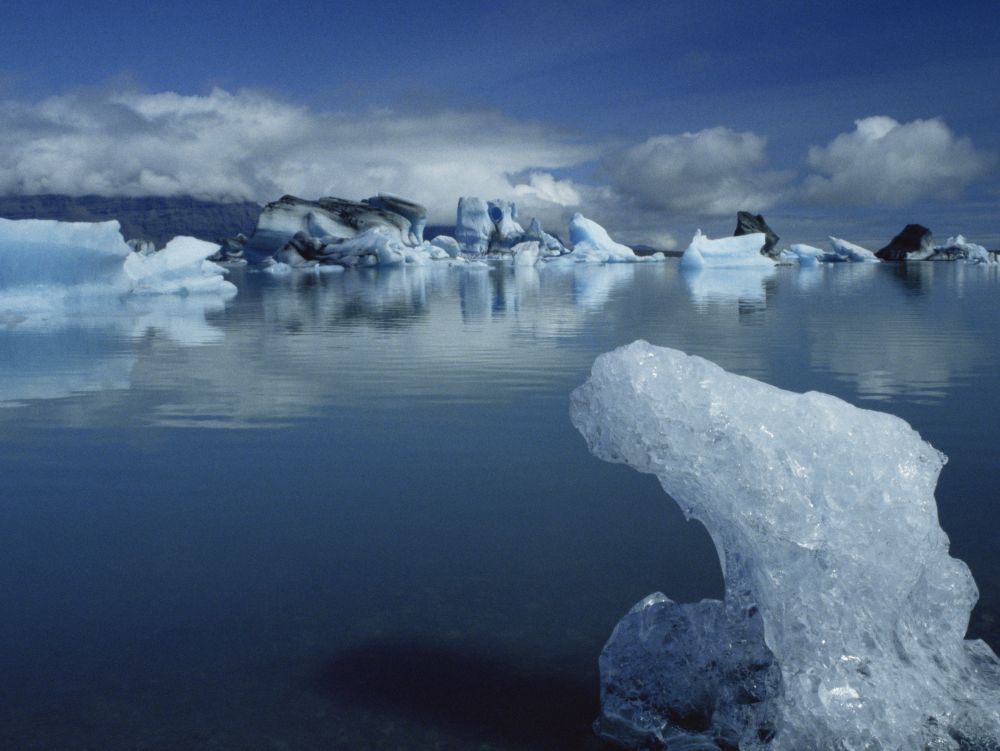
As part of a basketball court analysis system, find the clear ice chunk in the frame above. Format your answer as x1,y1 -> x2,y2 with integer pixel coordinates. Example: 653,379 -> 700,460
570,340 -> 1000,750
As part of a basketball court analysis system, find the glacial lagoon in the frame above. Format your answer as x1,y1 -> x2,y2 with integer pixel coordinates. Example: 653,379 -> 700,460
1,259 -> 999,749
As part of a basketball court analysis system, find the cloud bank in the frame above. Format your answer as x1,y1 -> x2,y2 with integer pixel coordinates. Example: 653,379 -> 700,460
804,116 -> 990,206
0,88 -> 594,225
605,127 -> 793,216
0,87 -> 992,243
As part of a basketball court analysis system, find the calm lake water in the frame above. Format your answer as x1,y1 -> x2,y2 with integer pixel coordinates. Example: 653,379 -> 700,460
1,259 -> 998,750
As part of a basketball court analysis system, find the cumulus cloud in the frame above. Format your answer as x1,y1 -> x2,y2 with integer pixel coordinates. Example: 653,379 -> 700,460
511,172 -> 581,207
604,127 -> 792,216
0,87 -> 596,224
803,116 -> 990,206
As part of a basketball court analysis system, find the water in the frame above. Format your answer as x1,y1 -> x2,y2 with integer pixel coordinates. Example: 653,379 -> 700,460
1,260 -> 998,749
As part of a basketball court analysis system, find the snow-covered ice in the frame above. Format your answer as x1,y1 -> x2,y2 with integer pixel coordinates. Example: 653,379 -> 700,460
570,341 -> 1000,750
680,230 -> 776,269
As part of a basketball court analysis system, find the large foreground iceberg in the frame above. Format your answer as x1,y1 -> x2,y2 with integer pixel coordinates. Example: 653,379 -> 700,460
570,341 -> 1000,750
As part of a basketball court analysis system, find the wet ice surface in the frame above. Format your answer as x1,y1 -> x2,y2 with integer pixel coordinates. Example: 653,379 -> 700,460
1,260 -> 999,749
571,341 -> 1000,750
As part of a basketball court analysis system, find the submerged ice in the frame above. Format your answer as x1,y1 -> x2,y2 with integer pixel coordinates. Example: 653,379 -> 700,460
570,341 -> 1000,751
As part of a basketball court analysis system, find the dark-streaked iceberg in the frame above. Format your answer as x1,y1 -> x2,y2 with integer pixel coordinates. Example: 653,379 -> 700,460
570,341 -> 1000,750
242,193 -> 429,264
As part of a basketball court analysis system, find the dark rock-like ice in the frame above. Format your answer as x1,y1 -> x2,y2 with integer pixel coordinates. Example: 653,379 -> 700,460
877,224 -> 934,261
571,341 -> 1000,750
734,212 -> 780,259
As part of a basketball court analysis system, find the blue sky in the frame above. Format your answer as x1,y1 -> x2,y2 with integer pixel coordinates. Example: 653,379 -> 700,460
1,0 -> 997,247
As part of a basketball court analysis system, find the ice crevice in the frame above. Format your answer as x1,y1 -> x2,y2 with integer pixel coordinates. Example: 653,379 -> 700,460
570,340 -> 1000,750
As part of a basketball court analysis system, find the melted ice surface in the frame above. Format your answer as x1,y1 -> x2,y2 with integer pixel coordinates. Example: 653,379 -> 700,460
570,340 -> 1000,750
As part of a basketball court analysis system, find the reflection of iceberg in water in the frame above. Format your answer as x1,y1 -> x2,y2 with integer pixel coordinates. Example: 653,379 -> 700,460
0,293 -> 233,407
682,266 -> 775,306
540,263 -> 636,310
0,325 -> 135,407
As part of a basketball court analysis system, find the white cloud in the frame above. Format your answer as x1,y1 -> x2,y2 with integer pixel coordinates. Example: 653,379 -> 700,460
512,172 -> 581,207
605,127 -> 792,216
0,87 -> 596,224
803,116 -> 989,206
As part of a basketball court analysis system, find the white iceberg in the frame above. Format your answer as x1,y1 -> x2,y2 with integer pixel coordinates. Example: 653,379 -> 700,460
680,230 -> 776,270
828,236 -> 880,263
0,219 -> 235,311
124,236 -> 236,296
570,341 -> 1000,750
566,213 -> 638,263
932,235 -> 995,264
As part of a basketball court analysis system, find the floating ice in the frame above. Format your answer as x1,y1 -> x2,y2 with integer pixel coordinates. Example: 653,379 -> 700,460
787,243 -> 827,265
0,219 -> 235,311
455,197 -> 527,255
124,236 -> 236,296
828,236 -> 880,263
570,341 -> 1000,750
932,235 -> 995,264
565,214 -> 638,263
680,230 -> 776,270
242,194 -> 425,262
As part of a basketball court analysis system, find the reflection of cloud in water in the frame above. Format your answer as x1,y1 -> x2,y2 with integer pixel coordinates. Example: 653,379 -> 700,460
682,266 -> 775,306
806,265 -> 994,403
6,260 -> 994,425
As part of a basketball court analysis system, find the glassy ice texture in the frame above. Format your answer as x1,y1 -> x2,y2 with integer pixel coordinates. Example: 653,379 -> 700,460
570,341 -> 1000,750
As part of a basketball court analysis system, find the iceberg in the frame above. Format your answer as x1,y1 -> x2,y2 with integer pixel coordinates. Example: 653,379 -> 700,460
0,219 -> 235,310
828,236 -> 880,263
565,213 -> 638,263
787,243 -> 827,265
455,197 -> 495,255
242,194 -> 426,263
455,197 -> 527,255
124,236 -> 236,296
930,235 -> 996,264
570,341 -> 1000,750
680,230 -> 776,270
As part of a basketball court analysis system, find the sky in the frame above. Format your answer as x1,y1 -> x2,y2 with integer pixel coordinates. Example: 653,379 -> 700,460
0,0 -> 997,248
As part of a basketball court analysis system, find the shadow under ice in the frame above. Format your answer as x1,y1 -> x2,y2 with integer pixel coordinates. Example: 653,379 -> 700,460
314,639 -> 615,750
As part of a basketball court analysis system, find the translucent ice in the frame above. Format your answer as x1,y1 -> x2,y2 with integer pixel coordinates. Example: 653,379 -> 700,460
680,230 -> 776,269
570,341 -> 1000,750
828,237 -> 880,263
